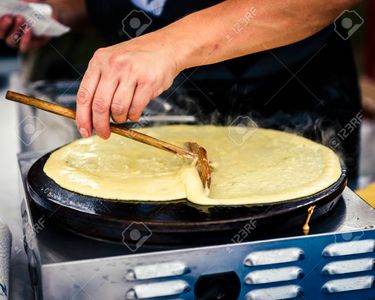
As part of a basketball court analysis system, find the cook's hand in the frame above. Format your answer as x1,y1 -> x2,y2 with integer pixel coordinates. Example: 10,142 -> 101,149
0,1 -> 51,52
76,34 -> 181,139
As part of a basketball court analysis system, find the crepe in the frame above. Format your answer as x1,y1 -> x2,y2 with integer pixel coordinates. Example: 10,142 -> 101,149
44,125 -> 342,205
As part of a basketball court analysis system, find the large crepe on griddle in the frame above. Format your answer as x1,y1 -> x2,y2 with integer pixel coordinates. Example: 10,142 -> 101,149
44,125 -> 341,205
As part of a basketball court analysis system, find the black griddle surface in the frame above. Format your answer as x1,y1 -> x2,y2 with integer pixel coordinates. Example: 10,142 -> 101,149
26,151 -> 347,246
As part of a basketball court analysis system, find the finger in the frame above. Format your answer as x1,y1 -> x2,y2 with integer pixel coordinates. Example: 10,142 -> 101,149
0,16 -> 14,39
128,84 -> 153,122
20,34 -> 50,53
76,67 -> 100,138
5,16 -> 25,48
92,77 -> 119,139
19,28 -> 32,53
111,79 -> 136,123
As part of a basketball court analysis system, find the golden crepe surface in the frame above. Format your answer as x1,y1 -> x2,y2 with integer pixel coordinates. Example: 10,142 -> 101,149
44,125 -> 342,206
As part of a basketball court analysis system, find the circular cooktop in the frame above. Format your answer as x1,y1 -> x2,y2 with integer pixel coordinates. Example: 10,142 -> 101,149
27,151 -> 347,246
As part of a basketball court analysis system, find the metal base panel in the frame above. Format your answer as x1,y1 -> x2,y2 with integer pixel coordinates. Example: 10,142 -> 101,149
41,228 -> 375,300
18,152 -> 375,300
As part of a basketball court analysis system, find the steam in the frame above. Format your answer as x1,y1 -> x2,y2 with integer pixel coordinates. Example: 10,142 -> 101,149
153,82 -> 361,177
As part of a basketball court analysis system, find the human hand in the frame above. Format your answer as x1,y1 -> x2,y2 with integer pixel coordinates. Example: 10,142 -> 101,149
0,0 -> 87,52
76,33 -> 181,139
0,0 -> 51,52
0,15 -> 51,52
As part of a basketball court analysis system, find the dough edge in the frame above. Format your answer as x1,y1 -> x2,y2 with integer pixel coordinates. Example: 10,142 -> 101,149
43,125 -> 343,206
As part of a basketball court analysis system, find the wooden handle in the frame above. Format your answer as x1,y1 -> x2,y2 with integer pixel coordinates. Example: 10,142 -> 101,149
6,90 -> 77,120
5,90 -> 196,159
186,142 -> 211,189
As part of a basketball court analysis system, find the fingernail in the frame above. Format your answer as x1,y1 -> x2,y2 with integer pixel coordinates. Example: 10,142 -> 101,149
128,108 -> 135,117
79,128 -> 89,138
128,111 -> 139,121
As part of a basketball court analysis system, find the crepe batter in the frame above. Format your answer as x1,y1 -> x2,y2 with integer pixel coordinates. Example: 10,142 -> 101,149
44,125 -> 342,205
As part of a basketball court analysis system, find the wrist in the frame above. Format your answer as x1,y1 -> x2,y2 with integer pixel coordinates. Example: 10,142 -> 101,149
156,11 -> 222,71
173,40 -> 200,72
157,27 -> 202,73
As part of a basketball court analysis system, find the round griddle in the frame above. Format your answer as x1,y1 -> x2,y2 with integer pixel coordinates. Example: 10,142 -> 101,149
27,151 -> 347,247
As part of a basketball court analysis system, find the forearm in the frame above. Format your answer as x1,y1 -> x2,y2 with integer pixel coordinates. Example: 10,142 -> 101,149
155,0 -> 361,71
74,0 -> 362,136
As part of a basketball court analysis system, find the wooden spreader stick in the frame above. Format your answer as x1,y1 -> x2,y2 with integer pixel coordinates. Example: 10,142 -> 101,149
5,90 -> 212,188
186,142 -> 212,189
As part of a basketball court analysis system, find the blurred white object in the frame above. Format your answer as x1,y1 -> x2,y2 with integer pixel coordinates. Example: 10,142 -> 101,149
0,0 -> 70,37
0,217 -> 11,300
